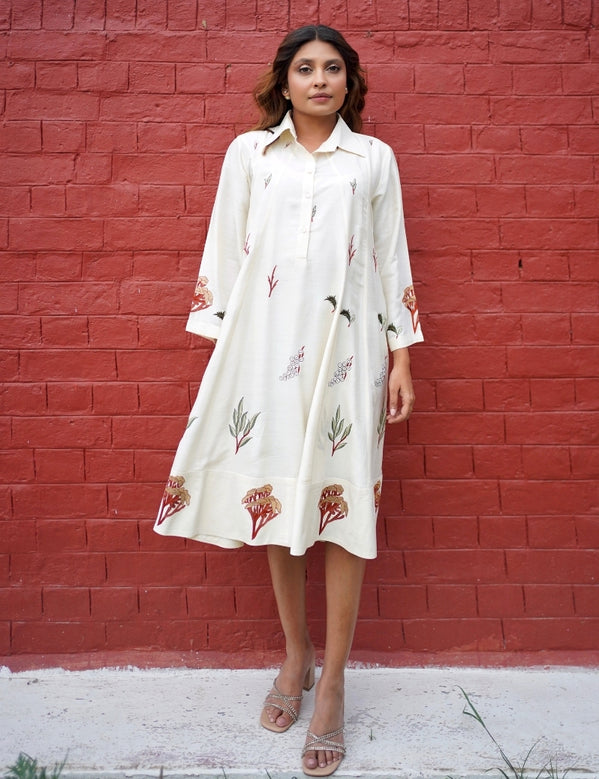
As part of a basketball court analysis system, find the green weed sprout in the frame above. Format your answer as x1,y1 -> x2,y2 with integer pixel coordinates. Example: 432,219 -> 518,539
4,753 -> 66,779
448,687 -> 573,779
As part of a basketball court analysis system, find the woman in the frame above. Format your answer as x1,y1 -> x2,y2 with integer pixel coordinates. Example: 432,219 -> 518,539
155,24 -> 423,777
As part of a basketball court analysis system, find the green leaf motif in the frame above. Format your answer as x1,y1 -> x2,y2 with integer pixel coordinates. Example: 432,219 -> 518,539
329,405 -> 352,456
230,397 -> 260,454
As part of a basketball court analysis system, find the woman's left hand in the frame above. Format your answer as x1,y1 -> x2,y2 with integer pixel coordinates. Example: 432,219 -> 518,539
387,348 -> 415,424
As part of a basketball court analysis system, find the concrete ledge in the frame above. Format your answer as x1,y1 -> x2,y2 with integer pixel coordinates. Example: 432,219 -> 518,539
1,666 -> 597,779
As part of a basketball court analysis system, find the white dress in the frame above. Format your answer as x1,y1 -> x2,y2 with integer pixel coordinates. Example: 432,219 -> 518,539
154,112 -> 423,559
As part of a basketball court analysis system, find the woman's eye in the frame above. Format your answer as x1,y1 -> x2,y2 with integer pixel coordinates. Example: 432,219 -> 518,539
327,65 -> 340,72
298,65 -> 312,74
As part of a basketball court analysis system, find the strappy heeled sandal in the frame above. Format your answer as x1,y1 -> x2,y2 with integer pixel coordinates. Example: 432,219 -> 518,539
302,726 -> 345,777
260,664 -> 315,733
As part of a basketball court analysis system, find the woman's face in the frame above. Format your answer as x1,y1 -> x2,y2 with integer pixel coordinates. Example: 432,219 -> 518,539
285,39 -> 347,122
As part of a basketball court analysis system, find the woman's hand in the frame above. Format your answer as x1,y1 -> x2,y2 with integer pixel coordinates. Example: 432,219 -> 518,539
387,347 -> 415,424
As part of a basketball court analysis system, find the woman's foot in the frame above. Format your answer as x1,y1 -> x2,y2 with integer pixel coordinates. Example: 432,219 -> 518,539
302,677 -> 345,776
260,648 -> 315,732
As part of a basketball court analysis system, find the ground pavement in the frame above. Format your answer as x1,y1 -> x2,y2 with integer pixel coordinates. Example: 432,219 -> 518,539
1,664 -> 598,779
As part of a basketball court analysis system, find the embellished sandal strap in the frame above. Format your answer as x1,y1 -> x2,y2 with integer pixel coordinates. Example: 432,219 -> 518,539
302,727 -> 346,757
263,680 -> 302,724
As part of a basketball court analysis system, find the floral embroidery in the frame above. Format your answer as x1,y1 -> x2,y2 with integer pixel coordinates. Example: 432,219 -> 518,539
329,356 -> 353,386
243,234 -> 251,255
280,346 -> 305,381
348,235 -> 356,265
387,322 -> 402,337
156,475 -> 190,525
229,397 -> 260,454
215,310 -> 225,320
340,308 -> 354,326
242,484 -> 281,539
318,484 -> 348,534
264,173 -> 272,188
374,356 -> 388,388
267,266 -> 279,297
190,276 -> 213,312
402,285 -> 420,333
377,405 -> 386,446
350,178 -> 357,195
373,480 -> 382,512
373,248 -> 378,271
329,405 -> 352,455
312,205 -> 317,222
326,296 -> 353,325
377,313 -> 387,331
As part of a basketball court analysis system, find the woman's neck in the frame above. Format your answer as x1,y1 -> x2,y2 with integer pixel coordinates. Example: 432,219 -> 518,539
292,111 -> 337,153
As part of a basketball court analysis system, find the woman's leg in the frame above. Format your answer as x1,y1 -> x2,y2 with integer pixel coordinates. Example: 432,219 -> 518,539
303,542 -> 366,772
264,544 -> 315,729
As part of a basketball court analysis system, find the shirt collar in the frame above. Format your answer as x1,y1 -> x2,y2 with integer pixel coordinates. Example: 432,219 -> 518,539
263,111 -> 366,157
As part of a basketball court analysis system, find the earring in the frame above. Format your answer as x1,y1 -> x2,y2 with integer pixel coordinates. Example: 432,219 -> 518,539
345,87 -> 348,93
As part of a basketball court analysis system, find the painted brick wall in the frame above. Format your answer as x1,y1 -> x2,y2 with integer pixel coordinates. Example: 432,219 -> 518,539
1,0 -> 598,661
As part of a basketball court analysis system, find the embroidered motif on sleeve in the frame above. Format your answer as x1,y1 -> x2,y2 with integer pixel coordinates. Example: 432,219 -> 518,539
318,484 -> 348,534
242,484 -> 282,539
402,285 -> 420,333
190,276 -> 213,311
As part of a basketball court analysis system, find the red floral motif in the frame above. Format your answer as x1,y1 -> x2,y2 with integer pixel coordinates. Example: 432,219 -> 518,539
348,235 -> 356,265
279,346 -> 305,381
242,484 -> 282,540
157,475 -> 190,525
402,285 -> 419,333
318,484 -> 348,534
267,265 -> 279,297
190,276 -> 213,312
373,480 -> 382,512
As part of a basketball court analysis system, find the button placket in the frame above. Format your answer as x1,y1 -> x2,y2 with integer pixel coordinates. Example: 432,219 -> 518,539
296,159 -> 316,259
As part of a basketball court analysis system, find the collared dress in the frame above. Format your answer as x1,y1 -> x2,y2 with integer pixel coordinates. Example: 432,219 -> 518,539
154,113 -> 423,559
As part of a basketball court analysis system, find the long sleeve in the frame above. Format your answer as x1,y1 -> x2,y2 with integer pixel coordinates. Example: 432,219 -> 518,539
371,142 -> 424,350
186,136 -> 251,340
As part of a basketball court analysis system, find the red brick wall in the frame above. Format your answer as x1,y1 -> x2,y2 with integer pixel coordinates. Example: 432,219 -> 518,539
1,0 -> 598,661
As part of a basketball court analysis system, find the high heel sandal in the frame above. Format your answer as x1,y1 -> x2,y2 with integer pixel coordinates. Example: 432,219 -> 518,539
260,664 -> 315,733
302,726 -> 345,777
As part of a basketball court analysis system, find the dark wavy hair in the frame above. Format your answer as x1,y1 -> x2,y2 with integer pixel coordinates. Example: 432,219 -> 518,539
252,25 -> 367,132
